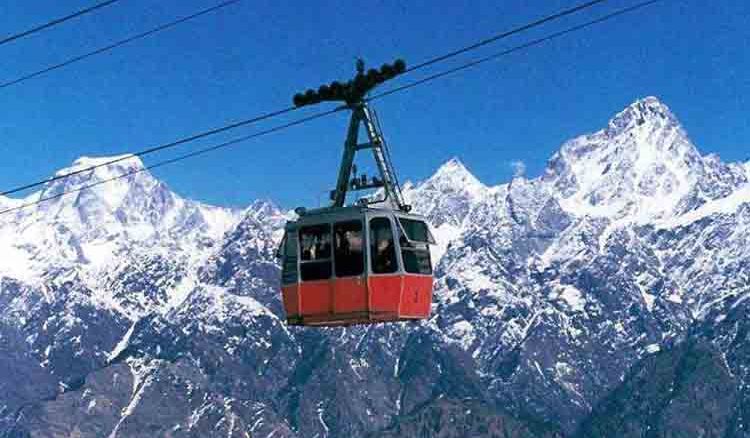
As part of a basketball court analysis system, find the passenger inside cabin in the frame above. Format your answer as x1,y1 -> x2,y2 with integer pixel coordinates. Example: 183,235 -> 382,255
301,227 -> 331,261
334,221 -> 364,277
299,224 -> 333,281
370,217 -> 397,274
375,238 -> 394,272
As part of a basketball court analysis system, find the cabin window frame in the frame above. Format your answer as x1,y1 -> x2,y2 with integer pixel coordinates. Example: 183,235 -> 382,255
279,230 -> 301,284
396,217 -> 436,245
399,238 -> 433,275
367,214 -> 401,275
298,223 -> 333,282
396,217 -> 434,275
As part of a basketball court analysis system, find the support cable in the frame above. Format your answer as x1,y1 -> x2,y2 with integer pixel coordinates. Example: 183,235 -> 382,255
0,0 -> 243,90
404,0 -> 610,74
0,105 -> 296,197
0,0 -> 121,47
370,0 -> 662,103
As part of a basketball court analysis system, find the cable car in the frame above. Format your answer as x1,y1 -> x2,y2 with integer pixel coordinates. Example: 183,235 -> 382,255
277,58 -> 437,326
279,206 -> 435,326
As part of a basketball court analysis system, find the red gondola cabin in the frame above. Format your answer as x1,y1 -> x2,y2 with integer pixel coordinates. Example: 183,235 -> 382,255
278,206 -> 435,326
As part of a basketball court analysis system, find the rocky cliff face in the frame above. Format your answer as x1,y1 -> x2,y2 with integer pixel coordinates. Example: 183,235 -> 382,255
1,97 -> 749,437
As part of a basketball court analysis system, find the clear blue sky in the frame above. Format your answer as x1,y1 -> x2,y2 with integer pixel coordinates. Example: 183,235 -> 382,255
0,0 -> 747,208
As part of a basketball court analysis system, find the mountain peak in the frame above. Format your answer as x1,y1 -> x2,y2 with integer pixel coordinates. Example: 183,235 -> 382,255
56,154 -> 145,178
431,157 -> 480,184
546,97 -> 705,220
606,96 -> 680,137
632,95 -> 669,110
26,154 -> 169,223
421,157 -> 487,200
404,157 -> 487,236
436,156 -> 467,172
38,154 -> 153,203
75,154 -> 143,169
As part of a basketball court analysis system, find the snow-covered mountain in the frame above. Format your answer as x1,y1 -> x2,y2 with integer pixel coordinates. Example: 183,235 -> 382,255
1,96 -> 748,438
403,157 -> 490,261
0,155 -> 238,316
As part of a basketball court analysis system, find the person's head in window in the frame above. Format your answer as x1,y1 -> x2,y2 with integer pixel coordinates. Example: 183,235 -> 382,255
336,229 -> 360,253
377,236 -> 391,255
347,231 -> 363,253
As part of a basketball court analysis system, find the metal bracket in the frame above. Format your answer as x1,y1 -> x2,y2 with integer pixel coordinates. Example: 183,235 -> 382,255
330,101 -> 408,211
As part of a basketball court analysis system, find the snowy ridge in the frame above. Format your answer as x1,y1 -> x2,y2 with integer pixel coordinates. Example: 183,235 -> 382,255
657,183 -> 750,229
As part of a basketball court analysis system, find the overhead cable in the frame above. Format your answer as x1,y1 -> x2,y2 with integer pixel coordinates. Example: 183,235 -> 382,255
404,0 -> 610,74
0,0 -> 243,90
370,0 -> 663,102
0,0 -> 121,47
0,105 -> 296,197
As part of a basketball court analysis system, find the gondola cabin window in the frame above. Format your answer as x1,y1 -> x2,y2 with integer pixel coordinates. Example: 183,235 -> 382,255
398,218 -> 434,275
334,220 -> 364,277
370,217 -> 397,274
279,233 -> 298,284
299,224 -> 332,281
